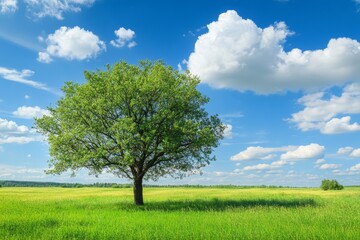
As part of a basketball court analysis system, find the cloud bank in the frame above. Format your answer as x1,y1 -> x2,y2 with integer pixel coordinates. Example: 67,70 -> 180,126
188,10 -> 360,94
290,83 -> 360,134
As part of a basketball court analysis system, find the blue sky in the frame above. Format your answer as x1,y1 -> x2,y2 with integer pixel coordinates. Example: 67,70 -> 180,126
1,0 -> 360,186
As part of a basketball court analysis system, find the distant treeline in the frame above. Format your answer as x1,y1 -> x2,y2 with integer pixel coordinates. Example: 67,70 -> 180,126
0,180 -> 292,188
0,180 -> 132,188
1,180 -> 358,188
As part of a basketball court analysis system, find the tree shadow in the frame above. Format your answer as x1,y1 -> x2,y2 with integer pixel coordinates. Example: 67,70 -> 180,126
120,198 -> 317,212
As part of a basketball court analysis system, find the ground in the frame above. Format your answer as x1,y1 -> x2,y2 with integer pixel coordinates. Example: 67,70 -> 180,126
0,187 -> 359,239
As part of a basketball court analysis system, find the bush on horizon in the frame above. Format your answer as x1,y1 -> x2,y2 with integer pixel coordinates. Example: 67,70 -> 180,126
321,179 -> 344,190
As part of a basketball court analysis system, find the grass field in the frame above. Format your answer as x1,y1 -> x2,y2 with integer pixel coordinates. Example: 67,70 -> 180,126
0,187 -> 359,239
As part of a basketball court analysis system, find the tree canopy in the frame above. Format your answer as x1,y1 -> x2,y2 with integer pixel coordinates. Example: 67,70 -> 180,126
35,60 -> 224,205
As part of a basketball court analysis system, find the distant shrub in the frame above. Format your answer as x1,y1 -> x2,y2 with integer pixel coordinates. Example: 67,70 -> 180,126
321,179 -> 344,190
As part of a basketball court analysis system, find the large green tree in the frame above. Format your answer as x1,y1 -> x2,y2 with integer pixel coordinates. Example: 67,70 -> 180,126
35,61 -> 224,205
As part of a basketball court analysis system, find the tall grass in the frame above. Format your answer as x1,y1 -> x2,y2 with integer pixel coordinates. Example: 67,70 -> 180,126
0,187 -> 359,239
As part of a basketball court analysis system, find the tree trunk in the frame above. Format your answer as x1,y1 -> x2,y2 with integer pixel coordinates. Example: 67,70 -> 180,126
133,177 -> 144,205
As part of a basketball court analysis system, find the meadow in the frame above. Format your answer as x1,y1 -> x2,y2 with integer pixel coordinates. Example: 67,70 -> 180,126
0,187 -> 359,239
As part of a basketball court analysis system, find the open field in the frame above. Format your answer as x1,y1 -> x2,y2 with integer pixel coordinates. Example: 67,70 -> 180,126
0,187 -> 359,239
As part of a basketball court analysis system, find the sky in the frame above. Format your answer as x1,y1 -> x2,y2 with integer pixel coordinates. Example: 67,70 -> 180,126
0,0 -> 360,187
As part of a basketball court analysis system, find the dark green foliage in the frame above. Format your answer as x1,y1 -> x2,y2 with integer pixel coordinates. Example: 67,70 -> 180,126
320,179 -> 344,190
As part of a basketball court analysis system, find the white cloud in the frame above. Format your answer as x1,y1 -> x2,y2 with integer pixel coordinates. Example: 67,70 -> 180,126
0,0 -> 17,13
280,143 -> 325,161
337,146 -> 354,155
25,95 -> 30,99
0,118 -> 29,133
230,146 -> 294,161
38,26 -> 105,63
24,0 -> 95,20
315,159 -> 326,164
0,118 -> 41,145
271,159 -> 288,167
187,10 -> 360,94
290,83 -> 360,134
127,41 -> 137,48
0,67 -> 50,91
350,163 -> 360,171
231,144 -> 324,162
337,147 -> 360,158
233,143 -> 325,173
13,106 -> 50,119
0,136 -> 36,144
320,116 -> 360,134
243,159 -> 291,171
350,148 -> 360,157
223,124 -> 233,139
319,164 -> 341,170
37,52 -> 53,63
110,27 -> 136,48
243,163 -> 273,171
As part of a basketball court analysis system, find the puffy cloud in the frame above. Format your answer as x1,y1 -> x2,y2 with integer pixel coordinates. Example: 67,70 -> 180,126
38,26 -> 105,63
319,164 -> 341,170
24,0 -> 95,20
110,27 -> 136,48
231,144 -> 324,163
0,118 -> 41,144
0,0 -> 17,13
290,83 -> 360,134
37,52 -> 52,63
321,116 -> 360,134
13,106 -> 50,119
280,143 -> 325,161
0,67 -> 50,91
232,143 -> 325,174
0,118 -> 28,133
315,159 -> 326,164
337,147 -> 354,155
350,163 -> 360,171
187,10 -> 360,94
350,148 -> 360,157
230,146 -> 294,161
336,147 -> 360,158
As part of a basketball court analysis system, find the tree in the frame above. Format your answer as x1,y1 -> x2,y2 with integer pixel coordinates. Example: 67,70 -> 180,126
35,60 -> 224,205
320,179 -> 344,190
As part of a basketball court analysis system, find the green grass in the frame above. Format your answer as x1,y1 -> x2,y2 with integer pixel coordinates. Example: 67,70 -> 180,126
0,187 -> 359,239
